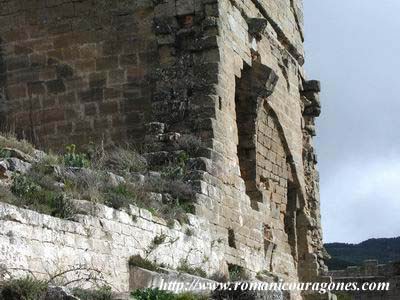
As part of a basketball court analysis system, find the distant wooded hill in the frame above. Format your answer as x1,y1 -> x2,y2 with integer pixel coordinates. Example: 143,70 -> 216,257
325,237 -> 400,270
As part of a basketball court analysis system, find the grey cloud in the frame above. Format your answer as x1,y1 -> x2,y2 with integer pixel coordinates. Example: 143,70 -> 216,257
304,0 -> 400,242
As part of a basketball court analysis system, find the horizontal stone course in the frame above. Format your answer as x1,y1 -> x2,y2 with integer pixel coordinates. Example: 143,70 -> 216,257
0,200 -> 225,291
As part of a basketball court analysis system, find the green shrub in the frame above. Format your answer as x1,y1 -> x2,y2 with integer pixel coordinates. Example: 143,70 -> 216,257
0,148 -> 11,159
28,159 -> 64,193
10,174 -> 75,219
152,234 -> 167,246
175,293 -> 208,300
11,174 -> 41,198
48,194 -> 76,219
2,138 -> 195,225
228,265 -> 249,281
177,261 -> 207,278
63,144 -> 90,168
72,286 -> 112,300
145,234 -> 168,255
131,289 -> 207,300
0,277 -> 48,300
128,255 -> 160,272
62,167 -> 148,209
131,288 -> 174,300
161,151 -> 190,181
103,183 -> 140,209
111,179 -> 194,224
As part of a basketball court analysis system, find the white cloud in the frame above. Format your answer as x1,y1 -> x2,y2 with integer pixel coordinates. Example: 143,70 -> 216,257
321,155 -> 400,243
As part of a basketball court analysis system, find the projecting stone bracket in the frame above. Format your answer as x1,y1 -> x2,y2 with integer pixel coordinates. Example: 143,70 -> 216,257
301,80 -> 321,117
247,62 -> 279,98
247,18 -> 269,41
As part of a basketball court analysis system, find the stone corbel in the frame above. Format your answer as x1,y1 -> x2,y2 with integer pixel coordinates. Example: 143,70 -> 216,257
250,62 -> 279,98
247,18 -> 269,41
301,80 -> 321,117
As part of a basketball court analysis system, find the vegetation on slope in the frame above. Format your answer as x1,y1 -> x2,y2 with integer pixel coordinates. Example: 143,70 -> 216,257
0,276 -> 113,300
0,133 -> 203,225
131,289 -> 208,300
325,237 -> 400,270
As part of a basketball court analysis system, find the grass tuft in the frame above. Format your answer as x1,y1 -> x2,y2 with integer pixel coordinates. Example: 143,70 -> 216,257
177,261 -> 207,278
0,133 -> 35,156
128,255 -> 160,272
0,277 -> 48,300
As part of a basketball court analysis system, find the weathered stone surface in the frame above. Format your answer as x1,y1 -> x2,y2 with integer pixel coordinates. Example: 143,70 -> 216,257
0,201 -> 221,292
107,171 -> 126,187
6,158 -> 32,174
129,266 -> 216,294
0,0 -> 326,299
0,160 -> 11,179
2,148 -> 34,162
247,18 -> 269,41
303,80 -> 321,93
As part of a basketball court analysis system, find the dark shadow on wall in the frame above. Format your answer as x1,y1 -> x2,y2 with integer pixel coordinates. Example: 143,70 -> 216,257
235,64 -> 262,209
0,37 -> 7,130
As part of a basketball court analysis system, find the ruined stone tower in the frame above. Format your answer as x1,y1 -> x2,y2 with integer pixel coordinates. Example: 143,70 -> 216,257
0,0 -> 326,297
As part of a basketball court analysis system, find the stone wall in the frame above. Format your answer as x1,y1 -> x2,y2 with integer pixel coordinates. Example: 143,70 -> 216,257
0,201 -> 225,292
328,260 -> 400,280
0,0 -> 325,299
328,260 -> 400,300
0,0 -> 157,148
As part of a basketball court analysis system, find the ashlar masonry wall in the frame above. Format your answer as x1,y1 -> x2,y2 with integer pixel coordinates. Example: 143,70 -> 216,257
0,201 -> 226,292
0,0 -> 157,148
176,0 -> 326,284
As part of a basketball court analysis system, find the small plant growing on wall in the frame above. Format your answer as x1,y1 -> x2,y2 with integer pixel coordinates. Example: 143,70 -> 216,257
185,228 -> 194,236
161,151 -> 190,180
177,260 -> 207,278
128,255 -> 160,272
63,144 -> 90,168
228,264 -> 249,282
151,233 -> 167,248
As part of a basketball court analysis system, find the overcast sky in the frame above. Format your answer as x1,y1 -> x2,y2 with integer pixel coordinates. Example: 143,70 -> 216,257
304,0 -> 400,243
